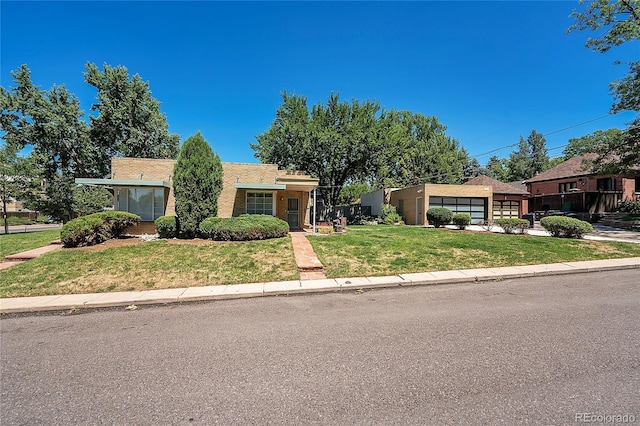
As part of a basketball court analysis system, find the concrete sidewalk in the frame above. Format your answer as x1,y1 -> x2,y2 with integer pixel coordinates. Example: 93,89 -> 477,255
2,257 -> 639,314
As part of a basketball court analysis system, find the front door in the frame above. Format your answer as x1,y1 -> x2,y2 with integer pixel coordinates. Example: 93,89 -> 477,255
287,197 -> 300,229
416,197 -> 423,225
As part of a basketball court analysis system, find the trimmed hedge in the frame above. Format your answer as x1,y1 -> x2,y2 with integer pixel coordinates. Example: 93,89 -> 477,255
155,216 -> 178,238
91,211 -> 140,237
61,211 -> 140,248
540,216 -> 593,238
427,207 -> 453,228
452,213 -> 471,230
494,218 -> 530,234
199,214 -> 290,241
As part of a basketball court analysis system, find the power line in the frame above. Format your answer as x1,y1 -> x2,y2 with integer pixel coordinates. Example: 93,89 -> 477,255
470,113 -> 615,159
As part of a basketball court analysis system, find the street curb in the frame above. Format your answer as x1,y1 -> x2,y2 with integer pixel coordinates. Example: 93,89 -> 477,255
1,258 -> 639,314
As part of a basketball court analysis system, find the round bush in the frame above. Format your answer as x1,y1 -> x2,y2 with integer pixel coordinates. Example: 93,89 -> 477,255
60,211 -> 141,248
155,216 -> 178,238
61,216 -> 112,248
91,211 -> 141,237
452,213 -> 471,230
540,216 -> 594,238
494,218 -> 530,234
200,215 -> 290,241
427,207 -> 453,228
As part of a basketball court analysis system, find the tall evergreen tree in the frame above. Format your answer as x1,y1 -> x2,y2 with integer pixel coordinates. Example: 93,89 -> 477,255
486,155 -> 508,181
173,132 -> 223,238
506,130 -> 550,181
528,130 -> 550,175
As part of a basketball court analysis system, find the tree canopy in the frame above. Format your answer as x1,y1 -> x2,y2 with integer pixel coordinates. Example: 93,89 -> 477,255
252,92 -> 381,207
85,63 -> 179,175
568,0 -> 640,172
0,63 -> 179,219
252,92 -> 469,206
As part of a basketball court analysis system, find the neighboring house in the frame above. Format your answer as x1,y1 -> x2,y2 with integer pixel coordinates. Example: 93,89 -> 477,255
359,188 -> 398,217
76,157 -> 319,233
463,175 -> 529,220
525,153 -> 640,215
362,183 -> 493,225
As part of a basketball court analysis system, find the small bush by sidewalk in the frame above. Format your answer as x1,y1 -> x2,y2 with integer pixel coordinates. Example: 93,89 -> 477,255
494,218 -> 530,234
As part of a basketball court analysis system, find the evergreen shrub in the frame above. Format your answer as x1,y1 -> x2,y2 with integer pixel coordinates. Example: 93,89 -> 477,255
452,213 -> 471,230
155,216 -> 178,238
540,216 -> 593,238
200,215 -> 289,241
61,211 -> 140,247
494,218 -> 530,234
427,207 -> 453,228
173,132 -> 223,238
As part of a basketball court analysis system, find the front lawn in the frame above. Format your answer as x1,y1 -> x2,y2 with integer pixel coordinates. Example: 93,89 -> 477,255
307,225 -> 640,278
3,225 -> 640,298
0,230 -> 61,259
0,237 -> 299,298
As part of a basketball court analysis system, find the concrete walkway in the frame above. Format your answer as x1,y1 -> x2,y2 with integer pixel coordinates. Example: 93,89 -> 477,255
1,257 -> 638,314
1,243 -> 61,269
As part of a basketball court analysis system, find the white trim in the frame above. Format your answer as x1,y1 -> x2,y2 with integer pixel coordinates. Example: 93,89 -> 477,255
245,190 -> 276,216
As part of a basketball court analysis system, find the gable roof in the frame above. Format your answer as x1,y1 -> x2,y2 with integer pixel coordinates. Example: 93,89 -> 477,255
463,175 -> 529,195
524,153 -> 598,184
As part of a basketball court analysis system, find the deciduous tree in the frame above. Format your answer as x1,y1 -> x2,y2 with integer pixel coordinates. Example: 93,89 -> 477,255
0,144 -> 39,233
84,63 -> 180,175
568,0 -> 640,172
252,92 -> 380,207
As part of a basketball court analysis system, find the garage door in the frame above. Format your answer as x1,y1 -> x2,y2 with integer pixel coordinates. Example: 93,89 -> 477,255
429,197 -> 487,224
492,200 -> 519,219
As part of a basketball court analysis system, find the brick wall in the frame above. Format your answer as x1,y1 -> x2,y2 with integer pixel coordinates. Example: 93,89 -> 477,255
219,163 -> 279,217
390,184 -> 493,225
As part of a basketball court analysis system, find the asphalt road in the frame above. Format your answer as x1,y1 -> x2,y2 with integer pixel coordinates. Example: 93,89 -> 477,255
2,270 -> 639,425
2,223 -> 62,234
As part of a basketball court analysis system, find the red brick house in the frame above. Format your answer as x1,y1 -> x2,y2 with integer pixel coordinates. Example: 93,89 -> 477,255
525,154 -> 640,216
463,175 -> 529,219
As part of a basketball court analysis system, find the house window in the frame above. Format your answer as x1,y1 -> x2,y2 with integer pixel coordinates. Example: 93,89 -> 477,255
397,200 -> 404,216
116,187 -> 165,221
246,192 -> 274,215
597,178 -> 613,191
559,182 -> 577,193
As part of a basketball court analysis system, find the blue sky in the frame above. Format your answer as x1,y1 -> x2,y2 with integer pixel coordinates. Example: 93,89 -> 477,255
1,1 -> 637,164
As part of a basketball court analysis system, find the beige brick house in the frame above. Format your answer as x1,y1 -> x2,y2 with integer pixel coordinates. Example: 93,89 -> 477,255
76,158 -> 319,233
362,183 -> 494,225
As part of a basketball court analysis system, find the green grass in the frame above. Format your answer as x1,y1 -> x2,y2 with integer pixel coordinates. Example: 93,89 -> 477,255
0,230 -> 61,259
5,217 -> 35,226
307,225 -> 640,278
0,237 -> 299,298
3,225 -> 640,298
